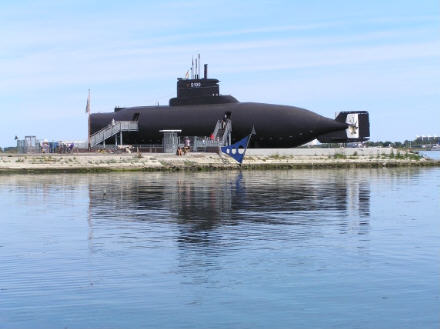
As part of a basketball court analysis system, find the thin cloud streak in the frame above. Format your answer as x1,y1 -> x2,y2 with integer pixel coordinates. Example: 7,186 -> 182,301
1,39 -> 438,91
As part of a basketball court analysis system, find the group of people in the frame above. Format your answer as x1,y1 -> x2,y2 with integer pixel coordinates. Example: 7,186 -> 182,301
176,137 -> 191,156
176,146 -> 190,156
40,142 -> 75,154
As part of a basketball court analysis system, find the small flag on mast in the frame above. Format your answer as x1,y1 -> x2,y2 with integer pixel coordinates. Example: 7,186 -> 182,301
85,89 -> 91,114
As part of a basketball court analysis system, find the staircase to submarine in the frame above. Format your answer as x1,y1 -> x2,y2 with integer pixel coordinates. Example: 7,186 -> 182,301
90,118 -> 232,152
90,120 -> 139,148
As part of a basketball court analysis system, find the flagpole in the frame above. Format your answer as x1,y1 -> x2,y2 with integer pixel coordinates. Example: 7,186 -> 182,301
87,89 -> 91,151
245,125 -> 256,149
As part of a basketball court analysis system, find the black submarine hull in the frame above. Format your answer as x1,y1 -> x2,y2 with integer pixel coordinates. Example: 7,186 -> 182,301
91,102 -> 351,148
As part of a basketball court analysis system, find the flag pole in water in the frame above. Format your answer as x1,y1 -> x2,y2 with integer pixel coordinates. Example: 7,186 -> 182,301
221,126 -> 256,165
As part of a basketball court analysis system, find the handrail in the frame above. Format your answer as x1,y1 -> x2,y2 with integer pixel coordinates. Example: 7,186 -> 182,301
212,120 -> 221,139
221,119 -> 232,145
90,121 -> 138,147
193,119 -> 232,151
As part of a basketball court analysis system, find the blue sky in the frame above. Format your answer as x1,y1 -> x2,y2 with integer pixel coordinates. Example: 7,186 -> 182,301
1,0 -> 439,146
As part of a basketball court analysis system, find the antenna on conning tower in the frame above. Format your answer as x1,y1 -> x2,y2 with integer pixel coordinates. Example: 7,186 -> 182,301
195,57 -> 198,79
189,55 -> 203,79
198,53 -> 201,79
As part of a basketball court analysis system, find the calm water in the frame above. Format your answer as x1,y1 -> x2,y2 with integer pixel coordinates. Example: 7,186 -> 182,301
420,150 -> 440,160
0,168 -> 439,328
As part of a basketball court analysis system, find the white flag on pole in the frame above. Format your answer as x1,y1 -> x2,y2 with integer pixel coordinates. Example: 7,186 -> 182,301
85,89 -> 90,114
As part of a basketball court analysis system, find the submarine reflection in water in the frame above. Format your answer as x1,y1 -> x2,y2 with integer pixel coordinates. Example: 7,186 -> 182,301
87,171 -> 371,245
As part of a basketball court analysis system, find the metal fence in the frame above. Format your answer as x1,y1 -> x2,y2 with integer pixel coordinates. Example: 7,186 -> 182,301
16,137 -> 88,154
192,136 -> 222,152
17,136 -> 41,153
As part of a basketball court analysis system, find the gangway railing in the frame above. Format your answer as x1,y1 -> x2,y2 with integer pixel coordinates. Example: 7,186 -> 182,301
213,119 -> 232,145
220,119 -> 232,145
192,119 -> 232,151
90,121 -> 138,147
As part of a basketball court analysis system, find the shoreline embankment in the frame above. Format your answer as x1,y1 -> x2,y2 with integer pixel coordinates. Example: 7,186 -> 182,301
0,148 -> 438,174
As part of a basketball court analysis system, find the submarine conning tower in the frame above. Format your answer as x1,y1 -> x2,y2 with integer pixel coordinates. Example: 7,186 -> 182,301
169,62 -> 238,106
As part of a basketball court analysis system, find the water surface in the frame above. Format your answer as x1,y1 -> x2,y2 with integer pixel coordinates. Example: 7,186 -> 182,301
0,169 -> 439,328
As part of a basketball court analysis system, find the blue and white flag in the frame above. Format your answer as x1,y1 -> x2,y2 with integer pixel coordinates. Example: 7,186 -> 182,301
221,127 -> 256,164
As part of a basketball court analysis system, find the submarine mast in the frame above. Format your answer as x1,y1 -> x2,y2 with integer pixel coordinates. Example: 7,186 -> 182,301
169,56 -> 238,106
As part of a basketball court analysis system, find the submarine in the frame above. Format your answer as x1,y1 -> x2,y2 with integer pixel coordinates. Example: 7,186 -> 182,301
90,60 -> 369,147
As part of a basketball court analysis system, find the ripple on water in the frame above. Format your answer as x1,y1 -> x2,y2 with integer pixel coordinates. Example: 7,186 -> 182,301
0,168 -> 439,328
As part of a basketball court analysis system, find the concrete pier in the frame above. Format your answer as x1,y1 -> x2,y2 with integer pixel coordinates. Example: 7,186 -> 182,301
246,147 -> 395,157
0,148 -> 437,173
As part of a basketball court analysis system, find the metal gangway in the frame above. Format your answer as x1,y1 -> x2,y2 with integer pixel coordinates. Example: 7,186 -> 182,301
90,121 -> 139,147
192,119 -> 232,151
